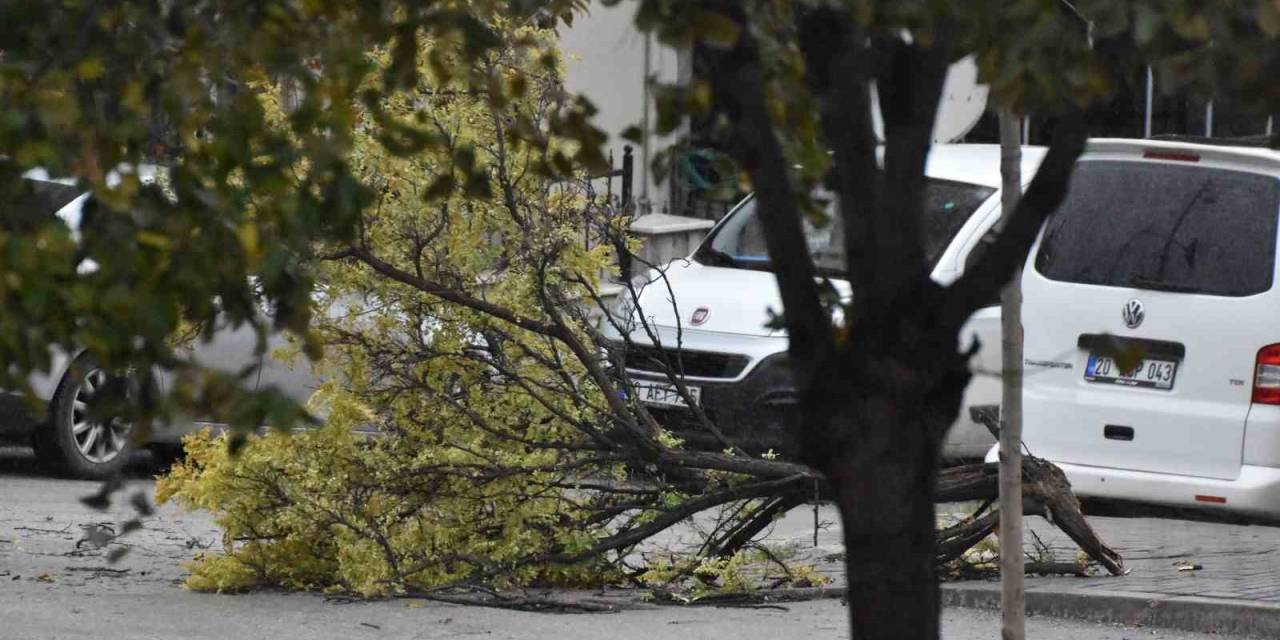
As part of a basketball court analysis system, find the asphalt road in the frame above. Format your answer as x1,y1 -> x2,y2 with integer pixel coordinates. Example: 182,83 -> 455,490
0,589 -> 1252,640
0,446 -> 1257,639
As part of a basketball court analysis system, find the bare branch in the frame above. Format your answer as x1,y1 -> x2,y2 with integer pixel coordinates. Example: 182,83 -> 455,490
345,244 -> 565,338
534,474 -> 810,565
701,4 -> 832,380
798,8 -> 879,298
871,31 -> 953,300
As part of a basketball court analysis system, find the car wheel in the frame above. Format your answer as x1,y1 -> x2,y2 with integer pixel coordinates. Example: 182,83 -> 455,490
33,358 -> 137,480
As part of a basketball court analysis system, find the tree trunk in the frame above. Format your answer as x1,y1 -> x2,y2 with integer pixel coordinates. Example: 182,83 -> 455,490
831,429 -> 944,640
695,8 -> 1092,639
808,326 -> 964,640
997,108 -> 1026,640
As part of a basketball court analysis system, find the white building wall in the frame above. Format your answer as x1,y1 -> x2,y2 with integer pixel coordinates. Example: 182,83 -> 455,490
559,1 -> 685,214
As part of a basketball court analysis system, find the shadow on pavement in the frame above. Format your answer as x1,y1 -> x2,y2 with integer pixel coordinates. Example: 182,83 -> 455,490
1082,496 -> 1280,528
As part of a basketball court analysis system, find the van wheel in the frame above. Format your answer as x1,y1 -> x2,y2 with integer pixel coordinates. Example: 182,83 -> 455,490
33,358 -> 136,480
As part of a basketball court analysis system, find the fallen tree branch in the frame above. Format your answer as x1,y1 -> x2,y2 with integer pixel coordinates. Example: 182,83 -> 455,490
1023,456 -> 1126,576
1025,560 -> 1091,577
709,494 -> 807,558
948,408 -> 1126,576
934,458 -> 1125,576
936,509 -> 1000,564
399,588 -> 626,613
936,462 -> 1000,503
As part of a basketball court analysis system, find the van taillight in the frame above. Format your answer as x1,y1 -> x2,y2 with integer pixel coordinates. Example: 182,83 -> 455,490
1143,150 -> 1201,163
1253,344 -> 1280,405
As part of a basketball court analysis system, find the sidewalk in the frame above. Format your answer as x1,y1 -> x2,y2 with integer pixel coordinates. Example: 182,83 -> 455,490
763,506 -> 1280,638
945,515 -> 1280,637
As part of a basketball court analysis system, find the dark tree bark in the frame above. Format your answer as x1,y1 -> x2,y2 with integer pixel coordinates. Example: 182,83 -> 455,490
935,457 -> 1125,577
697,5 -> 1093,639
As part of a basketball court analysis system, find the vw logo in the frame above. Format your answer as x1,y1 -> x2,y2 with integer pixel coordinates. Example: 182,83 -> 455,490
1121,299 -> 1145,329
690,306 -> 710,326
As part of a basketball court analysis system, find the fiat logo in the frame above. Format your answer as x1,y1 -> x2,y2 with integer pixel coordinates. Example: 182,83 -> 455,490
690,306 -> 710,326
1122,299 -> 1145,329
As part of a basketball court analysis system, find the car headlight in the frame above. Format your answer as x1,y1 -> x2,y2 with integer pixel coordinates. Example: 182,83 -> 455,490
609,273 -> 655,326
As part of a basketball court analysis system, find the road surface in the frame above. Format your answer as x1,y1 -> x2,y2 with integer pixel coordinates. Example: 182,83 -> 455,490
0,446 -> 1256,639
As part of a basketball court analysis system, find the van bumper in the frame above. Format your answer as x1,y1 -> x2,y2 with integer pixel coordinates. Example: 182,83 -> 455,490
983,445 -> 1280,518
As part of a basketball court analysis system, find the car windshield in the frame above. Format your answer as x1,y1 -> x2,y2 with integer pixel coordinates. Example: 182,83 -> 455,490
1036,161 -> 1280,297
695,179 -> 996,277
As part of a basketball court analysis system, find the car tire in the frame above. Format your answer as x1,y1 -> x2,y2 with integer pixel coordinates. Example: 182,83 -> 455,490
33,357 -> 137,480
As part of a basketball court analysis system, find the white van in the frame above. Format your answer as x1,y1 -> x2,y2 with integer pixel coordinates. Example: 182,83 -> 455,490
992,138 -> 1280,518
605,145 -> 1047,460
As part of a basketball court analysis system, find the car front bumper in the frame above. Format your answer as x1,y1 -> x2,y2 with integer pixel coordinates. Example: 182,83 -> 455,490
628,352 -> 801,455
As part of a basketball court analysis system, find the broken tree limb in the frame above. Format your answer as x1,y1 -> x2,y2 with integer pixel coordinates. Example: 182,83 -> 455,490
1022,456 -> 1126,576
947,558 -> 1093,580
934,458 -> 1124,576
1025,560 -> 1091,577
936,509 -> 1000,564
679,454 -> 1123,578
941,407 -> 1126,576
937,462 -> 1000,503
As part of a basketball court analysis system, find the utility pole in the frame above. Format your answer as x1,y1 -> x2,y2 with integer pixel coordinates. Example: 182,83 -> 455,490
997,108 -> 1025,640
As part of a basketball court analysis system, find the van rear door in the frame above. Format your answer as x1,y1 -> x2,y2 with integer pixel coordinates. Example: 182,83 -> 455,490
1022,151 -> 1280,480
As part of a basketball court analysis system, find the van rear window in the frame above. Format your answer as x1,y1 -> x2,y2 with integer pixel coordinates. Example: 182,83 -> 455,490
1035,161 -> 1280,297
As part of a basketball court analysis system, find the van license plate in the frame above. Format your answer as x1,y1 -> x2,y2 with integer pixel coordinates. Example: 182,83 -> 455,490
1084,354 -> 1178,390
633,380 -> 701,408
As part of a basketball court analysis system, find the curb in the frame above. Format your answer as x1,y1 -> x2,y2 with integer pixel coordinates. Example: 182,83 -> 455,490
941,582 -> 1280,638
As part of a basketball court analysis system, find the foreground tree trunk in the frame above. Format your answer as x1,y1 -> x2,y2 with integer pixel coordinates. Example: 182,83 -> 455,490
645,0 -> 1116,634
830,419 -> 948,638
694,4 -> 1094,635
805,287 -> 984,638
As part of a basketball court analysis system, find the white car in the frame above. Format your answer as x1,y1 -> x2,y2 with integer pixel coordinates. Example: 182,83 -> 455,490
990,138 -> 1280,518
605,145 -> 1048,461
0,170 -> 324,479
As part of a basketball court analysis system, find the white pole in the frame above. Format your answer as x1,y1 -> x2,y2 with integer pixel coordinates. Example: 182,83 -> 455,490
1144,67 -> 1153,138
1205,100 -> 1214,138
997,108 -> 1026,640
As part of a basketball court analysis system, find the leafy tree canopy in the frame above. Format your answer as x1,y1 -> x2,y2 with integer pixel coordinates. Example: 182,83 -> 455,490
0,0 -> 601,427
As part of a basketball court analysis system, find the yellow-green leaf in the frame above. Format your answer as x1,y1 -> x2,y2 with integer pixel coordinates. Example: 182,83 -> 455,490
76,58 -> 105,80
693,11 -> 741,49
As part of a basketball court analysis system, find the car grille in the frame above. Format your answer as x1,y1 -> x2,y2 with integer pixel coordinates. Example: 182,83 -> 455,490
618,344 -> 750,379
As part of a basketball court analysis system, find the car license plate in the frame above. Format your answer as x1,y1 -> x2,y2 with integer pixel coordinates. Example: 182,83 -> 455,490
632,380 -> 701,408
1084,353 -> 1178,390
